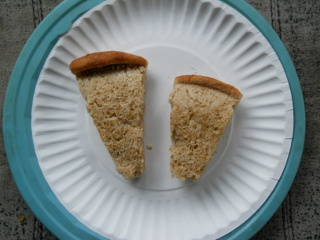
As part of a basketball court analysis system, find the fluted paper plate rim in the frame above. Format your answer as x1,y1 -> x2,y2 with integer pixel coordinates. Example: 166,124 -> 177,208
3,0 -> 305,240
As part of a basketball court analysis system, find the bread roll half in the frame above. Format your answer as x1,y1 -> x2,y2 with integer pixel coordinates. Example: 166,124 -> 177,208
169,75 -> 242,181
70,51 -> 148,180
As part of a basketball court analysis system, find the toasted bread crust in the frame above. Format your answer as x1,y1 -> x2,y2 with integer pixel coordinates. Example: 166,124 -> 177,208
69,51 -> 148,74
175,75 -> 242,100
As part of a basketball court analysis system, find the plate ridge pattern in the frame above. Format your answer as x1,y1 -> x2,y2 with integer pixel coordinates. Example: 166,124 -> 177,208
31,0 -> 294,239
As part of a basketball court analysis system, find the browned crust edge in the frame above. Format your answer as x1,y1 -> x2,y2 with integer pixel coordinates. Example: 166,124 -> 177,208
69,51 -> 148,74
175,75 -> 243,100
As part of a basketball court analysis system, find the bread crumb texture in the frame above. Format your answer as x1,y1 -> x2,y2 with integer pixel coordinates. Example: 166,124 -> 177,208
77,64 -> 147,180
169,75 -> 242,181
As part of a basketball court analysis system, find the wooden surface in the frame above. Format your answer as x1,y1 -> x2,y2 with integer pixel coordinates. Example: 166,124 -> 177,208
0,0 -> 319,239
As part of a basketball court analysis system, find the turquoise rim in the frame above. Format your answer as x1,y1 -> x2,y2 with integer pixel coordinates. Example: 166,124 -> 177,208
3,0 -> 305,240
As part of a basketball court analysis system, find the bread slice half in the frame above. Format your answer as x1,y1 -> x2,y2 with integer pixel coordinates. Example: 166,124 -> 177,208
169,75 -> 242,181
69,51 -> 148,180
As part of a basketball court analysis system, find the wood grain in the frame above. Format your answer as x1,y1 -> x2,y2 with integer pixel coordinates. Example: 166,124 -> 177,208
31,0 -> 44,28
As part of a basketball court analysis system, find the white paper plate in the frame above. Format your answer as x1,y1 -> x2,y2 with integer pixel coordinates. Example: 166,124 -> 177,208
32,0 -> 293,239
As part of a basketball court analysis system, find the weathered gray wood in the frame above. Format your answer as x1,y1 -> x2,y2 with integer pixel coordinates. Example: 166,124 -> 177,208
0,0 -> 319,239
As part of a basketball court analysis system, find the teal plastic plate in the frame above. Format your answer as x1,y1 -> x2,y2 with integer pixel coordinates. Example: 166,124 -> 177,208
3,0 -> 305,239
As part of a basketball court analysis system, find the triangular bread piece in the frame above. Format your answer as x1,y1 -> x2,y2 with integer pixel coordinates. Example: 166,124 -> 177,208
169,75 -> 242,181
69,51 -> 148,180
